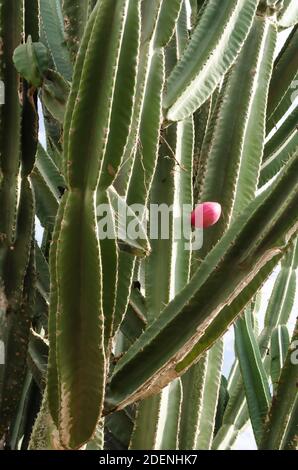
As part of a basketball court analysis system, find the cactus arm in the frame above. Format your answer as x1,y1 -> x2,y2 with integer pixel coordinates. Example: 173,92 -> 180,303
164,15 -> 197,448
21,93 -> 39,177
107,186 -> 150,257
112,254 -> 136,339
145,4 -> 186,314
41,70 -> 70,125
31,168 -> 59,231
266,95 -> 297,139
86,422 -> 104,450
105,153 -> 298,411
28,330 -> 48,391
178,355 -> 207,449
33,292 -> 48,333
130,81 -> 174,455
214,375 -> 230,436
234,311 -> 271,446
181,290 -> 226,451
266,29 -> 297,135
194,340 -> 223,449
232,19 -> 277,215
213,241 -> 297,448
97,190 -> 118,351
267,25 -> 298,125
141,0 -> 163,43
129,394 -> 161,449
270,325 -> 290,393
199,16 -> 276,255
0,238 -> 35,439
259,132 -> 298,187
106,410 -> 134,450
41,106 -> 63,170
3,69 -> 37,406
3,184 -> 34,309
36,143 -> 66,197
127,4 -> 180,444
163,0 -> 259,121
113,46 -> 150,196
159,378 -> 183,450
47,193 -> 67,428
0,0 -> 22,244
62,5 -> 98,178
263,105 -> 298,162
145,127 -> 175,321
113,0 -> 173,196
130,75 -> 173,449
154,0 -> 182,48
62,0 -> 89,62
113,47 -> 165,337
212,383 -> 249,448
131,9 -> 186,448
35,242 -> 50,301
13,38 -> 50,89
113,1 -> 162,197
0,0 -> 40,432
55,190 -> 105,449
31,142 -> 66,231
49,1 -> 133,448
179,245 -> 290,376
225,18 -> 276,447
260,318 -> 298,449
126,50 -> 164,208
174,117 -> 194,293
2,108 -> 36,425
120,303 -> 147,345
281,395 -> 298,450
98,0 -> 141,192
65,1 -> 128,191
59,5 -> 139,362
175,0 -> 189,58
8,371 -> 33,450
265,243 -> 298,330
29,389 -> 61,450
194,90 -> 224,206
277,0 -> 298,28
192,96 -> 212,201
216,299 -> 261,442
129,287 -> 148,320
39,0 -> 72,80
188,0 -> 198,27
173,189 -> 298,375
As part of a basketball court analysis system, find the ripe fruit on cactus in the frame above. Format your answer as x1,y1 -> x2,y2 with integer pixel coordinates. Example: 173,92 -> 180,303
191,202 -> 222,229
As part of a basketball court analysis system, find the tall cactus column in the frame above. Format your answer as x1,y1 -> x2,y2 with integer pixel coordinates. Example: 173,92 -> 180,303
0,0 -> 40,442
0,0 -> 24,441
46,0 -> 140,450
127,0 -> 183,450
0,0 -> 22,269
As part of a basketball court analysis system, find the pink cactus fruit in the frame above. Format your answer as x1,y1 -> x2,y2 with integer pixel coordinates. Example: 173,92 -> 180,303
191,202 -> 222,229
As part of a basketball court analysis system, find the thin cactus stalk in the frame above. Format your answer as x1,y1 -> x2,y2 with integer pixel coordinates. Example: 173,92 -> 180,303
0,0 -> 297,452
213,241 -> 298,449
260,317 -> 298,449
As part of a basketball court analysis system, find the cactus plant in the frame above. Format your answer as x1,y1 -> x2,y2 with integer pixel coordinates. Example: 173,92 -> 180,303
0,0 -> 297,451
